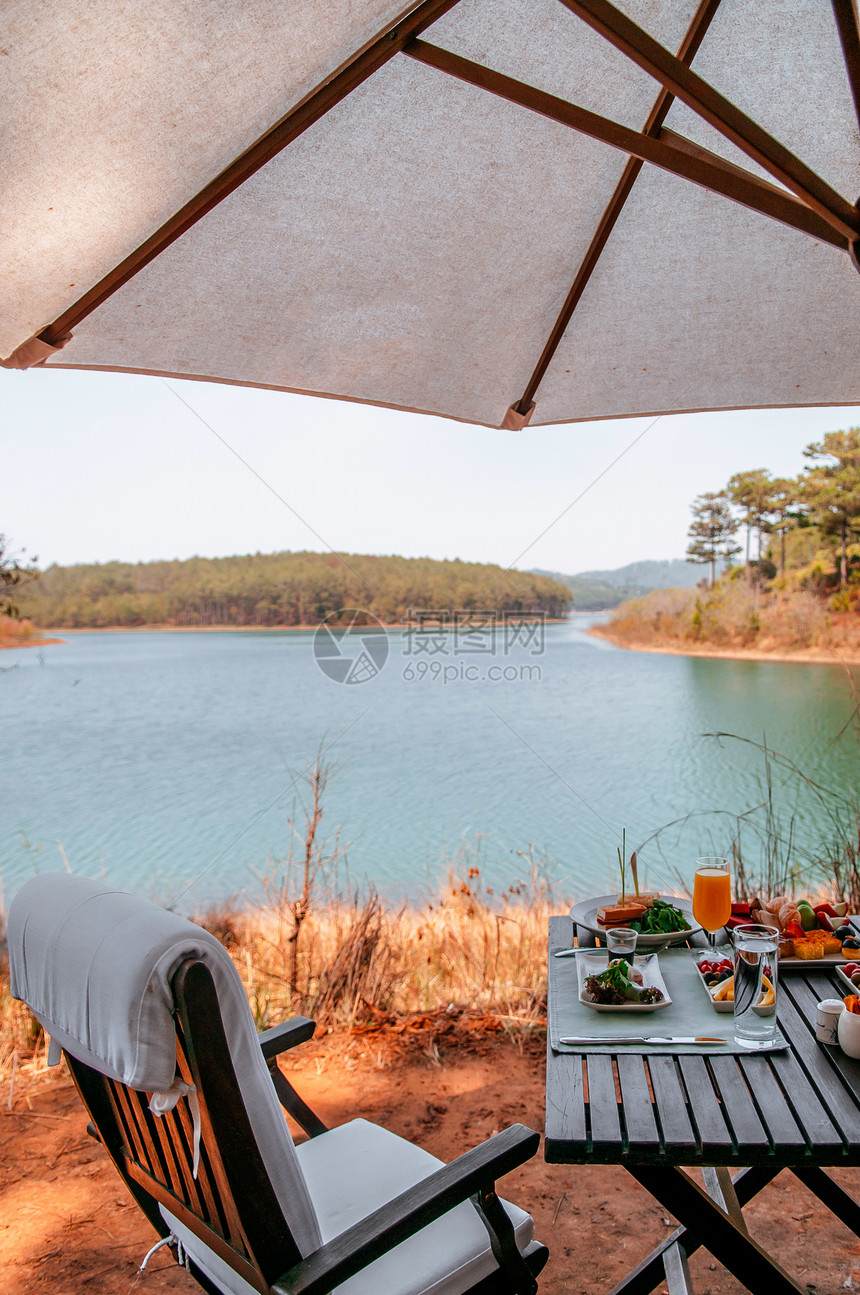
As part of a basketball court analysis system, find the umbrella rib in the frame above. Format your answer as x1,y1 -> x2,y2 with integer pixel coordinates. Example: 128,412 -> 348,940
832,0 -> 860,132
557,0 -> 860,242
405,41 -> 847,251
36,0 -> 464,347
514,0 -> 722,418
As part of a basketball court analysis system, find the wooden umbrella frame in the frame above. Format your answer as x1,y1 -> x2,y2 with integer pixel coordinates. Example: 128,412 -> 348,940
35,0 -> 860,426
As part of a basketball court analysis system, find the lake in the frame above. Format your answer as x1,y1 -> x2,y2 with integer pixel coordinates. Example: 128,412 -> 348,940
2,618 -> 859,910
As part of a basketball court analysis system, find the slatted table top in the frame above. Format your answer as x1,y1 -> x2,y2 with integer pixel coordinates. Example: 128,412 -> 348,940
545,915 -> 860,1168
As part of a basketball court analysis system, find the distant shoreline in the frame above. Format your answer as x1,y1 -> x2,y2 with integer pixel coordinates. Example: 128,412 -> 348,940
34,623 -> 327,636
18,616 -> 572,639
589,622 -> 860,666
0,634 -> 64,651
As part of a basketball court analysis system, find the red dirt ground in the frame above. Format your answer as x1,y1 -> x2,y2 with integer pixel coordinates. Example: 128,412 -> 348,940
2,1032 -> 860,1294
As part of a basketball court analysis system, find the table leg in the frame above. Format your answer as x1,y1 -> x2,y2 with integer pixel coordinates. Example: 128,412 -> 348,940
791,1167 -> 860,1236
608,1167 -> 779,1295
627,1166 -> 807,1295
661,1242 -> 693,1295
701,1167 -> 748,1234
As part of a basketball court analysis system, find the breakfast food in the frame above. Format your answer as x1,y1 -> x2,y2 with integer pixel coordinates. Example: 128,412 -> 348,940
743,893 -> 854,959
695,955 -> 775,1009
630,898 -> 691,935
712,974 -> 775,1007
597,902 -> 647,927
750,894 -> 802,930
792,939 -> 825,961
696,955 -> 733,987
582,957 -> 664,1005
749,894 -> 848,934
596,896 -> 691,933
616,890 -> 660,909
789,932 -> 842,959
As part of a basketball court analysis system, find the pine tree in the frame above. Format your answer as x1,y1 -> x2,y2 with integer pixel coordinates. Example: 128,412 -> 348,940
686,493 -> 741,588
762,476 -> 800,576
801,429 -> 860,587
728,468 -> 772,578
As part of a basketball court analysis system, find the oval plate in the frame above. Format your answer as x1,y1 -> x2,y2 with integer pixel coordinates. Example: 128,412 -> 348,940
577,951 -> 671,1012
570,894 -> 701,949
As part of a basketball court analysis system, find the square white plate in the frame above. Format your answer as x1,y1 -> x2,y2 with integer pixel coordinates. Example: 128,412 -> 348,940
693,954 -> 775,1015
577,952 -> 671,1012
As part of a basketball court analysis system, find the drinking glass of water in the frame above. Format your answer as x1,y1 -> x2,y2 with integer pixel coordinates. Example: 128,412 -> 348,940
733,923 -> 779,1048
606,928 -> 638,961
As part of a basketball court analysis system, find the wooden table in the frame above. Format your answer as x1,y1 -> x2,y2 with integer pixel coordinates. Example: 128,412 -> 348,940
545,915 -> 860,1295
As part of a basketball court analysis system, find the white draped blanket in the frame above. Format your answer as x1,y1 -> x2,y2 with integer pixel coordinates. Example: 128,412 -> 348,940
7,873 -> 321,1255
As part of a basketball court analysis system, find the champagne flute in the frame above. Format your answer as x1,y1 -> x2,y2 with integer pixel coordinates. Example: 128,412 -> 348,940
693,857 -> 731,950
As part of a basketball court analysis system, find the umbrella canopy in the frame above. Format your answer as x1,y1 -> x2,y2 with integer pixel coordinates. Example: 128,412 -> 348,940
3,0 -> 860,428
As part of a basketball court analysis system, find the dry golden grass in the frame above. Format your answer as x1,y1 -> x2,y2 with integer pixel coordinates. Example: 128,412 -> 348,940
205,860 -> 559,1036
0,615 -> 63,649
602,582 -> 860,655
0,864 -> 564,1081
0,615 -> 38,643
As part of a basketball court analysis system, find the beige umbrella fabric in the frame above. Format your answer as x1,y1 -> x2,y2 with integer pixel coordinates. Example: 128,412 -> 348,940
2,0 -> 859,428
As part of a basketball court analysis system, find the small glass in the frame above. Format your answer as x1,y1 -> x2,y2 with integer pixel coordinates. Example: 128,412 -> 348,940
733,923 -> 779,1049
606,927 -> 638,961
693,857 -> 731,950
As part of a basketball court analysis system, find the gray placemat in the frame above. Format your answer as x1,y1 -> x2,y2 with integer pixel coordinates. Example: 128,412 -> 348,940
549,947 -> 788,1054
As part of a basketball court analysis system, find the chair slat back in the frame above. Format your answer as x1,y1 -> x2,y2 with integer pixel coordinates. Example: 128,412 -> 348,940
66,957 -> 303,1293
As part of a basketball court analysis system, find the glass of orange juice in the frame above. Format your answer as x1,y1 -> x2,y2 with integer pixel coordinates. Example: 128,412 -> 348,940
693,857 -> 731,949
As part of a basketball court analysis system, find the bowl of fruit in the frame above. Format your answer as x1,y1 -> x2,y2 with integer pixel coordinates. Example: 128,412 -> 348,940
694,952 -> 775,1015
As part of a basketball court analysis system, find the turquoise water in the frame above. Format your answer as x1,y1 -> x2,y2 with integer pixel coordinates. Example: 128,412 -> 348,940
2,619 -> 859,909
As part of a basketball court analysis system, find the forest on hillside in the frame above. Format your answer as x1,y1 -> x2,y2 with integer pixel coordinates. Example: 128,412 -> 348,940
14,551 -> 572,628
599,427 -> 860,656
680,428 -> 860,594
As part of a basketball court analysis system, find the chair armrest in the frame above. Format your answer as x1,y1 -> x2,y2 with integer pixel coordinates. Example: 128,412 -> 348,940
273,1124 -> 540,1295
258,1017 -> 316,1060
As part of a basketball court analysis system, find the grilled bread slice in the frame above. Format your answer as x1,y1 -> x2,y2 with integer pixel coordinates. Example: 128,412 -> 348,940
597,902 -> 647,927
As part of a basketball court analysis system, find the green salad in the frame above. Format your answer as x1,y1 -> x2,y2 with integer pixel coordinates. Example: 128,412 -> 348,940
629,898 -> 690,935
583,957 -> 664,1006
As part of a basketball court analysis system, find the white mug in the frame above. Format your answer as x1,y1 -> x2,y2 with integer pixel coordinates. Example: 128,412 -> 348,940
816,998 -> 844,1045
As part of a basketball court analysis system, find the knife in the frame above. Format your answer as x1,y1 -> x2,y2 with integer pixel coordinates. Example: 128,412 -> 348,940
554,948 -> 655,959
559,1035 -> 727,1045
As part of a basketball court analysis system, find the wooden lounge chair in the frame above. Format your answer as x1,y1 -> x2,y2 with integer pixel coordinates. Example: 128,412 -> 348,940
8,874 -> 548,1295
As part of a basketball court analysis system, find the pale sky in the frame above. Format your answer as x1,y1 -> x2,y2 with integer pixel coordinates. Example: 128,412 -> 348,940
3,366 -> 859,575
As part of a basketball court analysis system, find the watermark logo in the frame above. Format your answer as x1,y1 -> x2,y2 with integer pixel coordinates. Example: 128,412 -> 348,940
403,609 -> 546,660
313,609 -> 389,685
313,608 -> 546,684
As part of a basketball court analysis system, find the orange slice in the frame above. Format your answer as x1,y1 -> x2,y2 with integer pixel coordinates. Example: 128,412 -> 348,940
712,974 -> 774,1006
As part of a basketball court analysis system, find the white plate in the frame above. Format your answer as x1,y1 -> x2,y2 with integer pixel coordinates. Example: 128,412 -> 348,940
780,953 -> 852,969
693,954 -> 775,1015
577,952 -> 671,1012
569,894 -> 701,948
